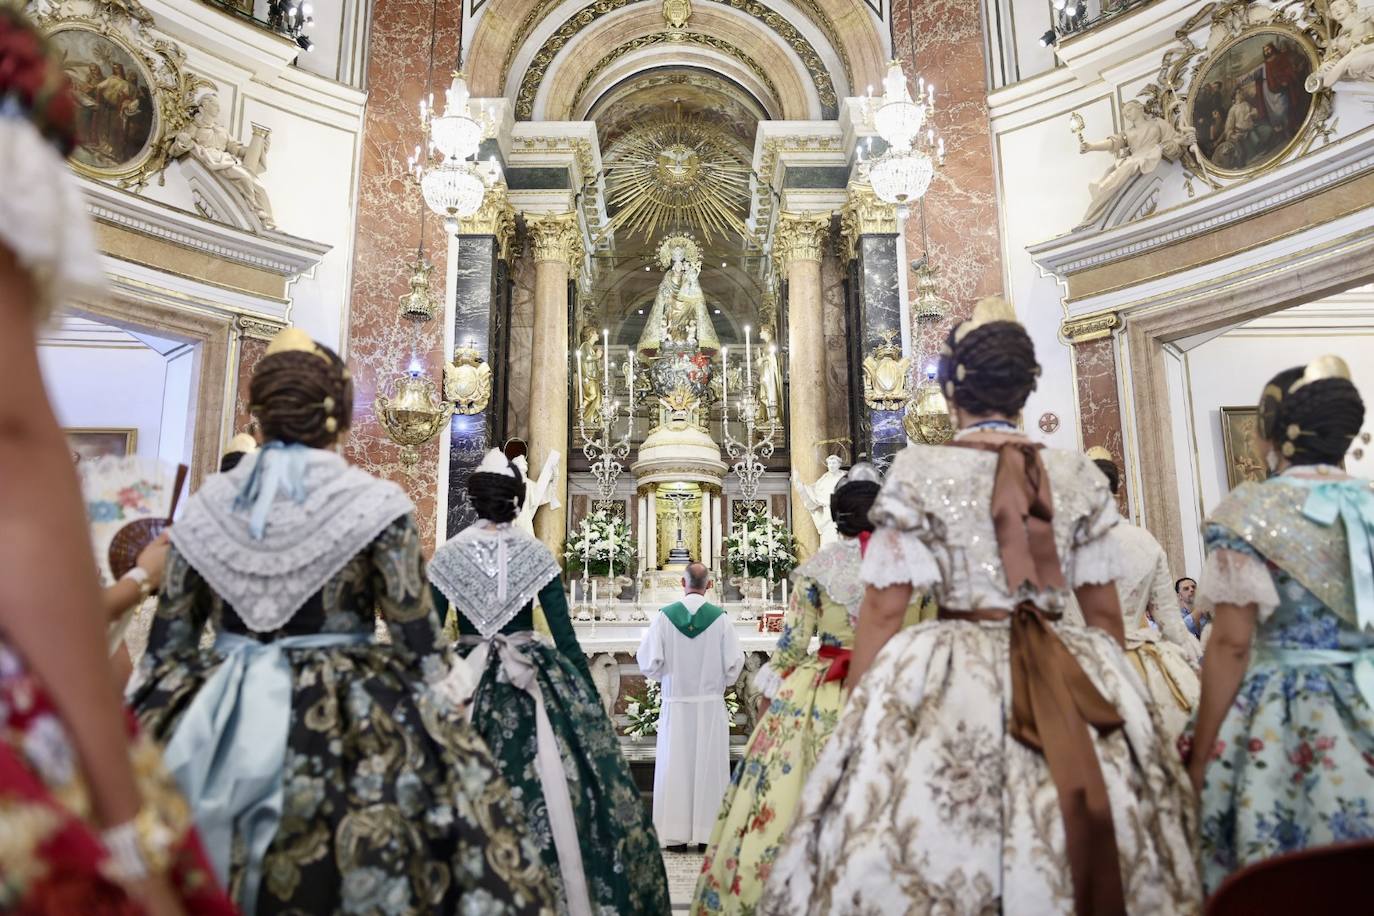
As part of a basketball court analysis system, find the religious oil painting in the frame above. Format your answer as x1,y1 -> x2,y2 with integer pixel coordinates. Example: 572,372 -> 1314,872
67,428 -> 138,463
1188,28 -> 1317,175
50,26 -> 157,176
1220,407 -> 1267,489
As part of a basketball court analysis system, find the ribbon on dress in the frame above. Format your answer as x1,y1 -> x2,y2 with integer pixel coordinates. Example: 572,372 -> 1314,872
161,631 -> 368,912
232,441 -> 311,540
817,644 -> 852,684
946,435 -> 1126,916
1301,481 -> 1374,632
460,632 -> 593,916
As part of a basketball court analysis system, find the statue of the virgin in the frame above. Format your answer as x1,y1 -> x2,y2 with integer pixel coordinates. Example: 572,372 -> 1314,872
636,235 -> 720,358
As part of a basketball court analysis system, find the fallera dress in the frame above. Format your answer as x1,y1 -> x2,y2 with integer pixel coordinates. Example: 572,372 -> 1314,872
759,432 -> 1201,915
131,446 -> 555,915
692,537 -> 932,915
1102,522 -> 1201,743
429,521 -> 670,916
1192,471 -> 1374,893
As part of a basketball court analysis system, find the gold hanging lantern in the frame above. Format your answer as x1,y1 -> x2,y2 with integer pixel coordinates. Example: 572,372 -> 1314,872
903,376 -> 954,444
375,370 -> 454,466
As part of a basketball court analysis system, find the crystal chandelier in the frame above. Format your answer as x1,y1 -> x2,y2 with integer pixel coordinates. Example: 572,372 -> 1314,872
862,60 -> 945,217
408,69 -> 498,232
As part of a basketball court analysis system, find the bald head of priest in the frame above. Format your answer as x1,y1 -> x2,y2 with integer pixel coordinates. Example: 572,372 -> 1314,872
636,560 -> 745,848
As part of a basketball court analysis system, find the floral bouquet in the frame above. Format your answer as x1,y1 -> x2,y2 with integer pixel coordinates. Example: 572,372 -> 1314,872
565,509 -> 637,578
724,511 -> 798,579
623,680 -> 662,737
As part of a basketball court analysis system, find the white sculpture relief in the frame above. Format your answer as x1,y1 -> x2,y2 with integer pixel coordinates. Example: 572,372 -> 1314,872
1076,101 -> 1197,228
512,451 -> 561,539
1307,0 -> 1374,92
170,92 -> 276,231
587,653 -> 621,717
795,455 -> 846,547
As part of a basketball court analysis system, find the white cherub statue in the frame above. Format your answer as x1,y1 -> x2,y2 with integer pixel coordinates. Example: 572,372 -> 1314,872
1307,0 -> 1374,92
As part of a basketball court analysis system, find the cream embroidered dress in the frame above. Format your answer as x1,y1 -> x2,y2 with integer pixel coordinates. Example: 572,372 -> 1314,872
760,437 -> 1200,915
1105,523 -> 1201,743
1193,472 -> 1374,893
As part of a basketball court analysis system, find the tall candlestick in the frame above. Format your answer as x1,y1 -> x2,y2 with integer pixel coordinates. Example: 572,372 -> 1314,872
720,346 -> 729,424
627,357 -> 635,412
782,579 -> 788,609
744,325 -> 753,389
602,328 -> 610,391
592,580 -> 598,605
576,353 -> 584,425
571,579 -> 577,608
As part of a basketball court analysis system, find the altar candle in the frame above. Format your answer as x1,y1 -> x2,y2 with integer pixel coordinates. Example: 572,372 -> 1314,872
592,580 -> 598,605
627,357 -> 635,412
571,579 -> 577,607
720,346 -> 729,420
603,328 -> 610,391
781,579 -> 788,608
744,325 -> 753,389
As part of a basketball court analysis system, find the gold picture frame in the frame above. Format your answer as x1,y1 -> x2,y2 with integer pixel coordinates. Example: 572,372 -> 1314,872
67,427 -> 139,462
1219,407 -> 1267,489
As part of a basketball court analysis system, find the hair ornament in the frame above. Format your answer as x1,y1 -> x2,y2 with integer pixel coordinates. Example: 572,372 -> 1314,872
324,417 -> 338,433
1085,446 -> 1113,462
1282,441 -> 1296,457
264,327 -> 327,360
952,296 -> 1018,345
944,381 -> 955,399
323,396 -> 335,412
1286,423 -> 1302,441
956,364 -> 967,382
1288,355 -> 1352,393
227,432 -> 258,454
475,448 -> 518,478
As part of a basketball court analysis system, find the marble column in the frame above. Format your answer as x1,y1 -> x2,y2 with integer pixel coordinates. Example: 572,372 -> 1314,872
526,212 -> 583,561
840,183 -> 904,464
777,212 -> 833,558
645,488 -> 658,572
891,0 -> 1005,353
1065,314 -> 1128,512
445,185 -> 517,538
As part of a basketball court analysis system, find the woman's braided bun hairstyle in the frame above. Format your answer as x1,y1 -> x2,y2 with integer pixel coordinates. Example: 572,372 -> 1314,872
936,297 -> 1040,418
467,449 -> 526,523
249,330 -> 352,448
1258,357 -> 1364,467
830,462 -> 883,538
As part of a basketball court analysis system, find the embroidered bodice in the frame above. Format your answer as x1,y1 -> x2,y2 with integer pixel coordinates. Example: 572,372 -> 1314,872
861,441 -> 1120,613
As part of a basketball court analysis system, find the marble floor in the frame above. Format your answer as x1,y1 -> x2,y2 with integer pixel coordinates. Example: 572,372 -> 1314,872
663,849 -> 705,911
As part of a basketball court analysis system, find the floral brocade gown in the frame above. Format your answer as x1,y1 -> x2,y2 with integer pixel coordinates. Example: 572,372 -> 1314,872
693,538 -> 931,915
1193,474 -> 1374,893
437,581 -> 671,916
132,516 -> 555,915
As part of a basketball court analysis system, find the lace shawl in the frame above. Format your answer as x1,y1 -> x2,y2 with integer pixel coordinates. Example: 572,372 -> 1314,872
792,538 -> 865,621
169,449 -> 413,632
0,117 -> 104,320
428,524 -> 561,638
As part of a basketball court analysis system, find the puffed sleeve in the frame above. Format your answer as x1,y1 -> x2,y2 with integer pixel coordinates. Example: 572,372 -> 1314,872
1068,457 -> 1122,589
862,459 -> 941,591
1196,524 -> 1281,622
755,578 -> 820,699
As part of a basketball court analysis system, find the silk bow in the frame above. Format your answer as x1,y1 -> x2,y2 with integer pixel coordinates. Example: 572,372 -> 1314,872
1302,481 -> 1374,633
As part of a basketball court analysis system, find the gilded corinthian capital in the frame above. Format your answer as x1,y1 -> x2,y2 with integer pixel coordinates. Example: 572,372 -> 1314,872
458,181 -> 516,262
526,211 -> 584,276
839,183 -> 898,261
774,211 -> 832,272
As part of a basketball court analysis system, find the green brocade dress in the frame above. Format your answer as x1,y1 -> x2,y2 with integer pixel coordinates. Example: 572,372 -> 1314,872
431,528 -> 669,916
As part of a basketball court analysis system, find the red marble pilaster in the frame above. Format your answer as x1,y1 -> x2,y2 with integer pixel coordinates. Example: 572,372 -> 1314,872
232,336 -> 268,437
890,0 -> 1005,355
345,0 -> 462,553
1073,336 -> 1128,511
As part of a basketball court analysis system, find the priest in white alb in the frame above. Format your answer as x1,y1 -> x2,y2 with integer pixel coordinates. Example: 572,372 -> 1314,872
637,562 -> 745,849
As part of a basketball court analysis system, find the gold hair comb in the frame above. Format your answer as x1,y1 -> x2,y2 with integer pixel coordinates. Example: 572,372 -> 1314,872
265,327 -> 327,360
1085,446 -> 1113,462
1288,355 -> 1351,393
953,296 -> 1019,344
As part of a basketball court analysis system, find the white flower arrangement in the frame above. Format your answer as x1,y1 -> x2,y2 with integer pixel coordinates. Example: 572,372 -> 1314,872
724,511 -> 798,579
564,509 -> 636,578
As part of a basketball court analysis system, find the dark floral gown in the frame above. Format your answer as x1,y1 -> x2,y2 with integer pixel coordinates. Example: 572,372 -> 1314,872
436,580 -> 671,915
132,516 -> 555,915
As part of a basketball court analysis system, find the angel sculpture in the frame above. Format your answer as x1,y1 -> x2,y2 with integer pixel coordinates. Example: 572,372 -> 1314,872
1076,101 -> 1196,228
1307,0 -> 1374,92
170,92 -> 276,230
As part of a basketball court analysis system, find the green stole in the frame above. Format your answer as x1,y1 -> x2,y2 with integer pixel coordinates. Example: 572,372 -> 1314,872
661,600 -> 725,639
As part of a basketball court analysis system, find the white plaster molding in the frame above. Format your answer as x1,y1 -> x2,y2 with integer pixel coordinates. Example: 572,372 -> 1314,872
1027,130 -> 1374,315
101,255 -> 291,324
142,0 -> 298,83
82,178 -> 332,281
1053,0 -> 1201,85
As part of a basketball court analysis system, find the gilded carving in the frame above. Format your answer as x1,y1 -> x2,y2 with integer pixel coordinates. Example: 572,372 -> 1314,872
752,135 -> 842,244
443,343 -> 494,415
839,182 -> 898,261
1061,312 -> 1121,343
663,0 -> 691,30
236,315 -> 285,341
458,181 -> 517,262
862,330 -> 911,411
773,211 -> 831,272
527,211 -> 585,276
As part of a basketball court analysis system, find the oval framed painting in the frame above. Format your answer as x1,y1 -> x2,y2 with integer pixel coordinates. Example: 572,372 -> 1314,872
47,23 -> 160,181
1185,24 -> 1319,178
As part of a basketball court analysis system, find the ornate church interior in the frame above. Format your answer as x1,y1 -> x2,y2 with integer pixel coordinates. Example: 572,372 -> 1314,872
13,0 -> 1374,909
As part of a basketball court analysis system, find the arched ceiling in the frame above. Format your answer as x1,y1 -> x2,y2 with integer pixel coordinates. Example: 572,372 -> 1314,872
465,0 -> 887,120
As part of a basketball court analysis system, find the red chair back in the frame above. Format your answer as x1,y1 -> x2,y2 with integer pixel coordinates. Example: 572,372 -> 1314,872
1206,840 -> 1374,915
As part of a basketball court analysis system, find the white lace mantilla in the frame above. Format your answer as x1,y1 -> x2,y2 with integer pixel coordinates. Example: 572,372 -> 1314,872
170,449 -> 413,632
0,118 -> 104,321
793,538 -> 866,621
428,523 -> 561,638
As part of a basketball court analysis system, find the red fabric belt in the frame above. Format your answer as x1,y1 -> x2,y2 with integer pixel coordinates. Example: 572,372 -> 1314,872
817,644 -> 852,683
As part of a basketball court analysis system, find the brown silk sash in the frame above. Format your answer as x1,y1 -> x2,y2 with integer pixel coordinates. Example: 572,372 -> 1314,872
943,436 -> 1126,916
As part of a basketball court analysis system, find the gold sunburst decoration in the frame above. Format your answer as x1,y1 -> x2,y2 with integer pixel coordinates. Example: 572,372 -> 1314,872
603,106 -> 749,243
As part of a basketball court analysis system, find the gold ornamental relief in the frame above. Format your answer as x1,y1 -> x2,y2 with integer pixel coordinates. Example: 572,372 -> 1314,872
840,183 -> 898,261
663,0 -> 691,30
773,212 -> 832,272
862,330 -> 911,412
1061,312 -> 1121,343
443,343 -> 493,415
526,212 -> 585,276
458,182 -> 517,262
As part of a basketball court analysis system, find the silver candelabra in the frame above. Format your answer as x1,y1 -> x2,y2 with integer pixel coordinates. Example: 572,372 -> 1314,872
720,328 -> 780,615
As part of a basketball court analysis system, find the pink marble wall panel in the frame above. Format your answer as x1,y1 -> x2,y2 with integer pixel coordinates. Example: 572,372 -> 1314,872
232,337 -> 267,438
505,247 -> 535,444
891,0 -> 1005,358
344,0 -> 461,555
1074,336 -> 1128,511
821,250 -> 851,451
